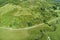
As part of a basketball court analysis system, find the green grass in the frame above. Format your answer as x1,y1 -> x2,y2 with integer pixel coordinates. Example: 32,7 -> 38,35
47,11 -> 60,40
0,29 -> 29,40
48,21 -> 60,40
0,3 -> 57,28
0,0 -> 60,40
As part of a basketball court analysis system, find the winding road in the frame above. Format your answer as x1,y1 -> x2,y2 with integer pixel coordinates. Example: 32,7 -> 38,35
0,17 -> 60,30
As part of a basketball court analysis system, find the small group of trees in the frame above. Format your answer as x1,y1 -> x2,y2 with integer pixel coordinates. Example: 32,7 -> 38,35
52,13 -> 59,17
27,22 -> 32,26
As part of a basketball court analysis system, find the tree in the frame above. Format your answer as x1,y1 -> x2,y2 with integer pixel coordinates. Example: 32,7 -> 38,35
27,22 -> 32,26
52,6 -> 57,10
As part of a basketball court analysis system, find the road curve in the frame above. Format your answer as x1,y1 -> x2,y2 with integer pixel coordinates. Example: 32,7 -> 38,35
0,17 -> 60,30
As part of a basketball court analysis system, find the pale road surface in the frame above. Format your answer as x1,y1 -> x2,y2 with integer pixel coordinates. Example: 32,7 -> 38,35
47,36 -> 51,40
0,17 -> 60,30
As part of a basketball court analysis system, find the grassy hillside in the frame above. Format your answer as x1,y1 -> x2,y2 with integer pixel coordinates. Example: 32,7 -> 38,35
0,0 -> 58,28
0,0 -> 60,40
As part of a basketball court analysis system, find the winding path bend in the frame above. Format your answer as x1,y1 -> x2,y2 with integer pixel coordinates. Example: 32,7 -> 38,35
0,17 -> 60,30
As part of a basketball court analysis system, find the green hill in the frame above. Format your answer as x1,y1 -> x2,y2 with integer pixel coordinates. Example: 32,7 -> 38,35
0,0 -> 60,40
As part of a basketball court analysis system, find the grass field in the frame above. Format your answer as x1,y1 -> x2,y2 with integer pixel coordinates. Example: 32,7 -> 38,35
0,0 -> 60,40
48,10 -> 60,40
